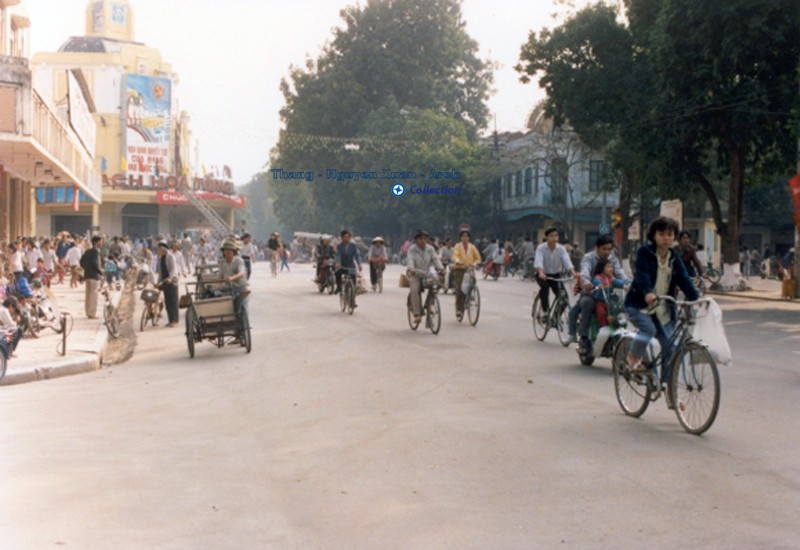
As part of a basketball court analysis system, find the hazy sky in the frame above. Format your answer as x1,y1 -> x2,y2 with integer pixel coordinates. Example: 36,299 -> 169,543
26,0 -> 589,185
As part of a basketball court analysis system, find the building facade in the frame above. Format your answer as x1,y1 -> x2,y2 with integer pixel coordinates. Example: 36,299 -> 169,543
0,0 -> 100,243
31,0 -> 244,239
495,129 -> 617,250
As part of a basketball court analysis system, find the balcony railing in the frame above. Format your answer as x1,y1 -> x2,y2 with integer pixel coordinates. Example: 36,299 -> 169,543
30,90 -> 101,201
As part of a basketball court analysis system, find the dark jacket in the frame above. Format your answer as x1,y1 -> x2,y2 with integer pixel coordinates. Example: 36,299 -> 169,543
80,246 -> 103,281
624,244 -> 699,310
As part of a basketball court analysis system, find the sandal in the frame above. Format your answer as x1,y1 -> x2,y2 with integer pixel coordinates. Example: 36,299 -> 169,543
626,357 -> 646,373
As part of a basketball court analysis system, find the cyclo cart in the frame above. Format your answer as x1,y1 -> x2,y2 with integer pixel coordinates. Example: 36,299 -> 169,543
182,264 -> 252,358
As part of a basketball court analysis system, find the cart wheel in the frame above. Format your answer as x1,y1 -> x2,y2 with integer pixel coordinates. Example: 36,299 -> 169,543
240,309 -> 251,353
186,309 -> 195,358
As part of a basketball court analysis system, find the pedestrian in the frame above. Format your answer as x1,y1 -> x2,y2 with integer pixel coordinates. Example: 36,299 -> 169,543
80,235 -> 104,319
7,243 -> 25,283
740,246 -> 750,278
156,241 -> 180,327
239,233 -> 256,280
65,237 -> 83,288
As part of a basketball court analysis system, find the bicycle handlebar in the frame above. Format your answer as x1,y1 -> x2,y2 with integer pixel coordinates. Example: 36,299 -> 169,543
544,275 -> 574,283
655,295 -> 711,307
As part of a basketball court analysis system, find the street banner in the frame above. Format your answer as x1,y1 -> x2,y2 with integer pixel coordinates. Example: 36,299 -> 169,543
790,173 -> 800,231
156,191 -> 246,209
124,74 -> 171,180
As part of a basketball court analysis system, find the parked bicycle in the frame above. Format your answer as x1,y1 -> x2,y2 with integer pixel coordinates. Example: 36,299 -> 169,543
531,275 -> 573,345
139,286 -> 164,331
704,263 -> 721,285
100,281 -> 121,339
407,271 -> 441,334
612,295 -> 721,435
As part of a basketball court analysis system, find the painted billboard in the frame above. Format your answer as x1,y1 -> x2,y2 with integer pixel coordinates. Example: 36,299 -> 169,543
124,74 -> 171,181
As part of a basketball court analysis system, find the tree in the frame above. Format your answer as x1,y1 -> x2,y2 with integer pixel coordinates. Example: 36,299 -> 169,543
271,0 -> 495,240
517,0 -> 800,286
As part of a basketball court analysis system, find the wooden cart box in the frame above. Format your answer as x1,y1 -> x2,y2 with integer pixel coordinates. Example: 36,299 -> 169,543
193,297 -> 234,318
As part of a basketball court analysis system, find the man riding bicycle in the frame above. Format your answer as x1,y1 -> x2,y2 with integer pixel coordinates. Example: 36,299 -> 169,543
533,227 -> 577,322
451,229 -> 481,321
568,234 -> 629,351
334,230 -> 362,298
406,229 -> 444,324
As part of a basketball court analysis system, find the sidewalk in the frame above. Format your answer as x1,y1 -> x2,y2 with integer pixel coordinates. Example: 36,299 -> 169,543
708,276 -> 798,303
1,281 -> 110,386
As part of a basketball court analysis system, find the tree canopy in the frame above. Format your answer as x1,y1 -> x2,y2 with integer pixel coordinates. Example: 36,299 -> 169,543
269,0 -> 496,242
517,0 -> 800,264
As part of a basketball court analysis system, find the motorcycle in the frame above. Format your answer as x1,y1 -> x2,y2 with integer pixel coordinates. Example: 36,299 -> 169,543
317,258 -> 336,294
576,287 -> 629,366
482,260 -> 502,281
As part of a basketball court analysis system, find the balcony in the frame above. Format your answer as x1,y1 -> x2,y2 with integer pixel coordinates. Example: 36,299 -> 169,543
0,54 -> 101,202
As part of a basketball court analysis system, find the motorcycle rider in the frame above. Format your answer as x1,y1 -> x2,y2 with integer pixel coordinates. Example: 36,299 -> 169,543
314,236 -> 335,283
406,230 -> 444,324
451,229 -> 482,321
568,234 -> 629,351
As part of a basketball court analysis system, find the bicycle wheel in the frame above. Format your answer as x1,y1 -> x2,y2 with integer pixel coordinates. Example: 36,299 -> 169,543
25,312 -> 41,339
340,282 -> 348,312
378,270 -> 383,293
705,268 -> 721,285
104,304 -> 120,339
531,296 -> 548,341
155,301 -> 164,325
426,294 -> 441,335
0,351 -> 6,382
140,306 -> 148,332
555,300 -> 571,347
407,294 -> 419,330
240,309 -> 252,353
347,282 -> 356,315
612,337 -> 650,417
186,309 -> 195,358
467,286 -> 480,326
669,342 -> 720,435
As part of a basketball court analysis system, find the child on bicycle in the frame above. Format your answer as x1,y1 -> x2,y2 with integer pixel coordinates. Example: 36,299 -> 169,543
591,258 -> 625,327
624,217 -> 700,373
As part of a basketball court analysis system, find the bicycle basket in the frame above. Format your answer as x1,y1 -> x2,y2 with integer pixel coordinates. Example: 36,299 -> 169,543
140,289 -> 160,303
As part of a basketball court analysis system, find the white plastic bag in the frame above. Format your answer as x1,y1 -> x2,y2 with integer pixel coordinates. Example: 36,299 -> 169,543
692,298 -> 732,365
461,271 -> 472,295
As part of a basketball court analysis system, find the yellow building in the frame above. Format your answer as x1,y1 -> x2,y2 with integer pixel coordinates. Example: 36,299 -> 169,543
32,0 -> 243,238
0,0 -> 100,243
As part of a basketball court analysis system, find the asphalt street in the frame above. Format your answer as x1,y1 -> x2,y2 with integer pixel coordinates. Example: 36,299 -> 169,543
1,264 -> 798,549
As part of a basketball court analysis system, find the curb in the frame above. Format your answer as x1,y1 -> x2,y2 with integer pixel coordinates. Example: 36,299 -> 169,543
0,326 -> 109,387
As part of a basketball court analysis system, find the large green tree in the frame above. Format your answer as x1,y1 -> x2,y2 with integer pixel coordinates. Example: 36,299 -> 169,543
517,0 -> 800,278
271,0 -> 495,241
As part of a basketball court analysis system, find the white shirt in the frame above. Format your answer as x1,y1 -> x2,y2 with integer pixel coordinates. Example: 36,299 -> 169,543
41,248 -> 58,271
240,242 -> 256,258
25,247 -> 43,270
534,243 -> 572,274
65,246 -> 82,267
10,251 -> 24,272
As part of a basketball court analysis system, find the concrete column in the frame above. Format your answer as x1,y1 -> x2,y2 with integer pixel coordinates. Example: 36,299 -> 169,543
92,202 -> 100,234
227,208 -> 234,233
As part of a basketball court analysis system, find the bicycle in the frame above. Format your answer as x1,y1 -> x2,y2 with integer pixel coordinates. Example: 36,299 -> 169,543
139,286 -> 164,331
373,261 -> 386,293
339,268 -> 358,315
531,275 -> 573,345
100,281 -> 121,339
612,295 -> 721,435
407,272 -> 441,334
457,266 -> 481,326
704,263 -> 721,285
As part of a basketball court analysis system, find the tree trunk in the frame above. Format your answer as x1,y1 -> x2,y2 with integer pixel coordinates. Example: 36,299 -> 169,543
717,148 -> 747,290
618,173 -> 633,260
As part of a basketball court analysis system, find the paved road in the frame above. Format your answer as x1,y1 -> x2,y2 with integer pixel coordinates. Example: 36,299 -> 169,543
1,264 -> 798,549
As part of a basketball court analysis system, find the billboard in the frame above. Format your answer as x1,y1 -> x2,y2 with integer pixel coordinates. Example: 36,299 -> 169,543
67,70 -> 96,156
124,74 -> 171,181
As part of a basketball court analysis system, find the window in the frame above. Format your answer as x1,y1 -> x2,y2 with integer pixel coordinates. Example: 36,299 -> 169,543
550,158 -> 568,204
515,170 -> 523,196
589,160 -> 605,192
524,167 -> 533,194
504,174 -> 512,198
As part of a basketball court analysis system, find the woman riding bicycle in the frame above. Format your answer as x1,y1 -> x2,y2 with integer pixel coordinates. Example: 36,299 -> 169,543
367,236 -> 388,291
624,217 -> 700,373
451,229 -> 481,322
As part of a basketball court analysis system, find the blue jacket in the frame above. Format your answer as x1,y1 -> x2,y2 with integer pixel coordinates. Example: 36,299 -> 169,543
335,242 -> 361,270
624,244 -> 699,310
